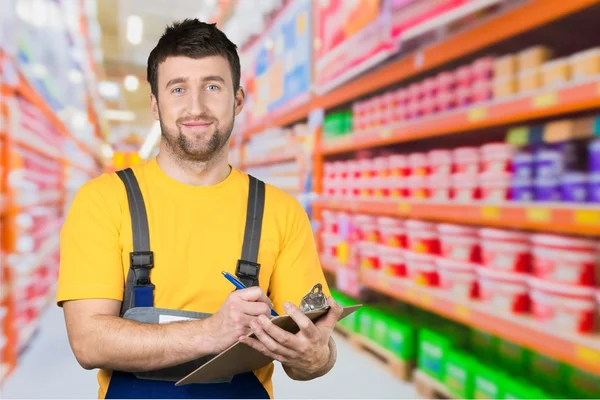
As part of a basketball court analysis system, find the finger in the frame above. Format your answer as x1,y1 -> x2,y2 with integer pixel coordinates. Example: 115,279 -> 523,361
315,297 -> 344,330
239,336 -> 284,362
250,318 -> 296,359
240,301 -> 272,317
257,314 -> 298,349
237,287 -> 273,308
284,302 -> 319,340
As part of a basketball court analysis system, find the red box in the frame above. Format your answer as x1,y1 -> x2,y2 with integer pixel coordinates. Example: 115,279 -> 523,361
406,251 -> 438,286
377,217 -> 406,248
406,219 -> 440,255
381,247 -> 407,277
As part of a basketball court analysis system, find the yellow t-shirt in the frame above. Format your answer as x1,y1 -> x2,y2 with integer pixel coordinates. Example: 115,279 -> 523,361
56,158 -> 329,399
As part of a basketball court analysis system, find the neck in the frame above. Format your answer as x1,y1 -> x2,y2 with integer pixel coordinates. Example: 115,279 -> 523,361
156,144 -> 231,187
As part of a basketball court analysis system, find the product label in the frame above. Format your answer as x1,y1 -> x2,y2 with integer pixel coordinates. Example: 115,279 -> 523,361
468,107 -> 487,122
454,304 -> 471,320
532,92 -> 558,109
527,207 -> 551,222
575,210 -> 600,225
481,206 -> 500,220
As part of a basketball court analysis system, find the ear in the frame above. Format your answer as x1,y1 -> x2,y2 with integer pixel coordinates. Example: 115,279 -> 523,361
151,93 -> 160,120
234,86 -> 245,116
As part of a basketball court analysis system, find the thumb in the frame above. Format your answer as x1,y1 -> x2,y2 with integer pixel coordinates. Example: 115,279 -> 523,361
315,296 -> 343,330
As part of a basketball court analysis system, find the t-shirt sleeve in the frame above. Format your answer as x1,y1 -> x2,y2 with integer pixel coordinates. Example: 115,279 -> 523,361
56,176 -> 125,306
268,200 -> 330,313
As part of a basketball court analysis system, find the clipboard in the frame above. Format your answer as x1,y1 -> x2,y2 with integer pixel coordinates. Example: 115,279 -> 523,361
175,304 -> 362,386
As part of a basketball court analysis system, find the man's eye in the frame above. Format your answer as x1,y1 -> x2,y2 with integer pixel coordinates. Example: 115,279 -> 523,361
207,84 -> 219,91
172,87 -> 185,94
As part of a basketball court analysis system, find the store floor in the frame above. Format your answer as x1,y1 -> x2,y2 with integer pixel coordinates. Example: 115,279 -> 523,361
2,302 -> 418,399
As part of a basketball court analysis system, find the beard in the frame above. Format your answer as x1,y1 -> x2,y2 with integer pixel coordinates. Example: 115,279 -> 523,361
159,109 -> 234,163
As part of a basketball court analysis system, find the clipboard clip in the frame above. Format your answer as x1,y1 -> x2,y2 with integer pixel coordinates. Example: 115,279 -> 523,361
300,283 -> 329,313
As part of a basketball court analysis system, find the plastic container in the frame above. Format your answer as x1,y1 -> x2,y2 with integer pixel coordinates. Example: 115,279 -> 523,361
493,76 -> 518,98
407,175 -> 429,199
494,54 -> 518,78
570,48 -> 600,80
453,173 -> 481,202
529,277 -> 597,334
444,350 -> 477,399
389,154 -> 409,177
453,147 -> 480,175
408,152 -> 429,176
535,148 -> 565,178
438,224 -> 480,262
531,233 -> 598,286
560,172 -> 588,202
534,175 -> 561,201
389,176 -> 408,198
405,251 -> 438,286
472,57 -> 495,80
423,77 -> 438,97
455,65 -> 474,87
429,174 -> 453,201
436,258 -> 479,299
590,139 -> 600,173
474,363 -> 505,399
517,68 -> 542,93
321,233 -> 340,259
541,58 -> 572,88
437,71 -> 457,92
384,318 -> 417,361
377,217 -> 406,249
478,267 -> 530,314
511,175 -> 534,202
480,228 -> 531,272
481,143 -> 516,174
380,247 -> 407,277
518,46 -> 551,71
512,152 -> 534,178
480,172 -> 512,203
428,149 -> 453,175
406,220 -> 440,255
472,80 -> 493,103
354,214 -> 379,244
418,329 -> 453,380
589,173 -> 600,203
456,86 -> 473,107
358,242 -> 381,270
496,339 -> 531,375
437,90 -> 457,111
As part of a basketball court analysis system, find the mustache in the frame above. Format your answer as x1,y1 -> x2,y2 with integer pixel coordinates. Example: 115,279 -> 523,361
177,115 -> 216,124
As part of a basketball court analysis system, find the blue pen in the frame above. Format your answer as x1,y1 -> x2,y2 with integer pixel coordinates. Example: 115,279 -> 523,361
222,271 -> 278,316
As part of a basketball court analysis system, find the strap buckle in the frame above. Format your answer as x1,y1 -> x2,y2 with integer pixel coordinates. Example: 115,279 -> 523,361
236,259 -> 261,287
130,251 -> 154,287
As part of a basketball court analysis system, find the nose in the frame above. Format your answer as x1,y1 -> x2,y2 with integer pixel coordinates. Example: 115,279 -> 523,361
187,87 -> 209,116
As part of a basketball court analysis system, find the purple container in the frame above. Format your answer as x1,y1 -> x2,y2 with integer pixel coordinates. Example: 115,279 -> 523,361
511,176 -> 534,202
588,173 -> 600,203
560,172 -> 588,203
535,175 -> 560,202
589,139 -> 600,173
535,149 -> 564,178
512,152 -> 534,178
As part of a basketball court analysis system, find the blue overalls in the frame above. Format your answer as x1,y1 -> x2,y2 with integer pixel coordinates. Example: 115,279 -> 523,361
104,168 -> 270,399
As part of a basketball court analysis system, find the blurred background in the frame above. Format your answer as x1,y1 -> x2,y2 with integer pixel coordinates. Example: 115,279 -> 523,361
1,0 -> 600,398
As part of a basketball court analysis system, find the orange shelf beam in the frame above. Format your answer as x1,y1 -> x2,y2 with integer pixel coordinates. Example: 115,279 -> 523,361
319,80 -> 600,155
346,266 -> 600,376
313,0 -> 600,111
242,100 -> 313,141
314,198 -> 600,236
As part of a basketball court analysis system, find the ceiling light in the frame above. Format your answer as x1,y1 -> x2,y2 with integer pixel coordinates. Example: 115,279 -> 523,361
67,69 -> 83,84
127,15 -> 143,45
104,109 -> 136,121
124,75 -> 139,92
98,81 -> 120,99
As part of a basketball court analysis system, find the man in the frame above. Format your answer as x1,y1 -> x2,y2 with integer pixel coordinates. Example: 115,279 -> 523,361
57,19 -> 342,399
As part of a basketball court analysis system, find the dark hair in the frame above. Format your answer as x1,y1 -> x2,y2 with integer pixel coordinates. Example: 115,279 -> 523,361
147,19 -> 241,97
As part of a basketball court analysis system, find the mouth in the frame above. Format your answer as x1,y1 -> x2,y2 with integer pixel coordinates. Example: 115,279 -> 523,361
181,121 -> 213,128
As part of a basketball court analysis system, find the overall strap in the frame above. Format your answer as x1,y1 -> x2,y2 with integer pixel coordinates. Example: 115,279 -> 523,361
236,175 -> 265,288
116,168 -> 154,316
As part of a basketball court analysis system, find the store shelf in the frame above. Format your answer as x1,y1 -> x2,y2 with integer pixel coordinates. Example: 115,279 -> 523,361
243,99 -> 313,140
324,260 -> 600,376
313,0 -> 599,111
319,79 -> 600,155
314,198 -> 600,236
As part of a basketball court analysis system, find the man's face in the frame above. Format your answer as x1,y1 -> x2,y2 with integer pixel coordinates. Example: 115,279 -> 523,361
151,55 -> 244,162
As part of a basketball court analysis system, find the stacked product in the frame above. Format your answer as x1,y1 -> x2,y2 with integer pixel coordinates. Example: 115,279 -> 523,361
511,137 -> 600,203
351,56 -> 495,133
320,212 -> 600,334
494,45 -> 600,99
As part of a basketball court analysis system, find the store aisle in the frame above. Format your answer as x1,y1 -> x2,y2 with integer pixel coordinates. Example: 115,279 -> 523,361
2,302 -> 418,399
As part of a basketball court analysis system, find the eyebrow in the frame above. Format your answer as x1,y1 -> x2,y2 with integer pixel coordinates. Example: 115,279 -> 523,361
165,75 -> 226,89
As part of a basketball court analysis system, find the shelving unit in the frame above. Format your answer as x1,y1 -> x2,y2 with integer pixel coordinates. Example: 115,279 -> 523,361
314,198 -> 600,236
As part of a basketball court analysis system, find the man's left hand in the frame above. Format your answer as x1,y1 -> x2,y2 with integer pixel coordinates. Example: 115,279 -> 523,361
238,296 -> 343,378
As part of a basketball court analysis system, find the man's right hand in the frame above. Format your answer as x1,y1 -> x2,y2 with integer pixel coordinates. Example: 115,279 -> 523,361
205,287 -> 274,353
